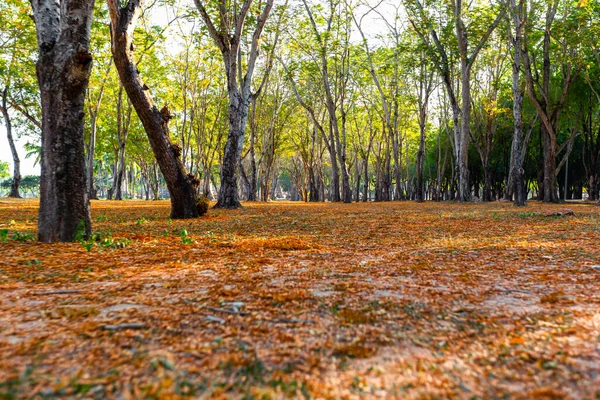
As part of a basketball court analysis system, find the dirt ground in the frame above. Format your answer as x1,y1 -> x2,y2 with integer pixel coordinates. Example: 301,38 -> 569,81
0,199 -> 599,399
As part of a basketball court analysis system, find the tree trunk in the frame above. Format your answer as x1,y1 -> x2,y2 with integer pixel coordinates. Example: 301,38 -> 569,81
1,88 -> 20,198
458,64 -> 472,202
542,124 -> 558,202
509,0 -> 526,206
416,121 -> 426,202
108,0 -> 199,218
33,0 -> 94,242
249,117 -> 258,201
194,0 -> 274,209
217,84 -> 246,208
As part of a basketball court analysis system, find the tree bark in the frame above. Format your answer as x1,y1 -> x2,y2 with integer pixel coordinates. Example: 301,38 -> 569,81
194,0 -> 274,209
1,88 -> 21,198
32,0 -> 94,242
108,0 -> 199,218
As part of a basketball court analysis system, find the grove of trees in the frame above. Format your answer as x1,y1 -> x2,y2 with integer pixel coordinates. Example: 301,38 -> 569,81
0,0 -> 599,241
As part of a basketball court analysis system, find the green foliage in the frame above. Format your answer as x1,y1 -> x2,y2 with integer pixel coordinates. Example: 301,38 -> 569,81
80,231 -> 132,252
11,232 -> 34,242
179,229 -> 193,244
0,161 -> 9,180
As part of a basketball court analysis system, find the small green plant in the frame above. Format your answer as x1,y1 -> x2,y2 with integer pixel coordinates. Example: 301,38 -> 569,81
81,231 -> 131,251
26,259 -> 40,267
73,220 -> 88,242
179,229 -> 193,244
95,214 -> 109,222
517,211 -> 538,219
82,241 -> 94,252
12,232 -> 34,242
0,228 -> 8,242
136,216 -> 148,225
99,236 -> 131,249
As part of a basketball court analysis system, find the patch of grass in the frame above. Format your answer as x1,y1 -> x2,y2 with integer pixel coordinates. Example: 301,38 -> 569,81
517,211 -> 539,218
11,232 -> 34,242
179,229 -> 193,244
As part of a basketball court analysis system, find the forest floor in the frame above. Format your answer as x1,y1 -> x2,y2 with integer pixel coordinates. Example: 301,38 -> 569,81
0,199 -> 599,399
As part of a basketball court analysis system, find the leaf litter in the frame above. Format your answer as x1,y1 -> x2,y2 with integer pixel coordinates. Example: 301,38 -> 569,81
0,199 -> 599,398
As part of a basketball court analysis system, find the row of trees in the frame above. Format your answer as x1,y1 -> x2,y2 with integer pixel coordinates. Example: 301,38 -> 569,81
0,0 -> 599,241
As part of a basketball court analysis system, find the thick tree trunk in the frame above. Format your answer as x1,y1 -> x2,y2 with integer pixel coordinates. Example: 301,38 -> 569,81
509,0 -> 526,206
215,87 -> 248,209
542,125 -> 558,202
483,162 -> 493,202
108,0 -> 199,218
1,88 -> 20,198
218,113 -> 244,208
458,65 -> 472,202
33,0 -> 94,242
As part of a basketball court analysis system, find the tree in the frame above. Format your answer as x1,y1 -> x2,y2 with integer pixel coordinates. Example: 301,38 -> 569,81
413,48 -> 435,202
108,0 -> 201,218
31,0 -> 95,242
520,0 -> 583,202
505,0 -> 527,206
408,0 -> 506,202
194,0 -> 275,208
1,88 -> 21,197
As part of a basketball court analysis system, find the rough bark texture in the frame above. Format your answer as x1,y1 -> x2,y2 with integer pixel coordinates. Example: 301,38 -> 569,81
32,0 -> 94,242
108,0 -> 199,218
1,88 -> 21,198
195,0 -> 274,209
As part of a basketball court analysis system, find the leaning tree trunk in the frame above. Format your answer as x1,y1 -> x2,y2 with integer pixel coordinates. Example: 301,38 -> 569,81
1,88 -> 21,198
32,0 -> 94,242
108,0 -> 199,218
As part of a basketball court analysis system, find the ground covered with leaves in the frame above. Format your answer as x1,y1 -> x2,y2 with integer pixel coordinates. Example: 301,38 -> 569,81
1,199 -> 599,399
